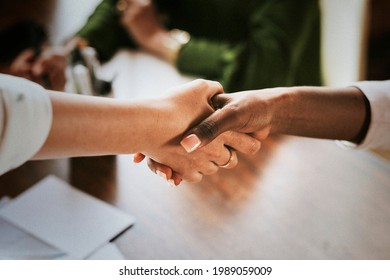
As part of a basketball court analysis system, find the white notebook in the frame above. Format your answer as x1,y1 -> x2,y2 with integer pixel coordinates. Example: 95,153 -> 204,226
0,175 -> 134,259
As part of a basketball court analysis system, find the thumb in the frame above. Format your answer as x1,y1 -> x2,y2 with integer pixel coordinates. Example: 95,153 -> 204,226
180,95 -> 237,153
32,56 -> 46,76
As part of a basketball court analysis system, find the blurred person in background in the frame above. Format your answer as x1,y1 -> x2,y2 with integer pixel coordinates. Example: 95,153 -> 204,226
71,0 -> 322,92
0,20 -> 67,91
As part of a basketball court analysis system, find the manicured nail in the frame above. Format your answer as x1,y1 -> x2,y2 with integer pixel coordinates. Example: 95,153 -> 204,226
180,134 -> 201,153
156,170 -> 167,180
167,179 -> 176,187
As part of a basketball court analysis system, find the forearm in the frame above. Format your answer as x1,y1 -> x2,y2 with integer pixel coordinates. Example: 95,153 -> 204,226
34,91 -> 161,159
271,86 -> 369,143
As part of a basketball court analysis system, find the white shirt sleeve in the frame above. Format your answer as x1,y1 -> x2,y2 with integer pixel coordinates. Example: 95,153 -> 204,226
353,80 -> 390,150
0,74 -> 52,175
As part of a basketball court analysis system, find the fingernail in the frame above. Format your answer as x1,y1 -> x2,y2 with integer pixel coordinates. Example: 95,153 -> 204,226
167,179 -> 176,187
175,178 -> 183,186
156,170 -> 167,180
180,134 -> 201,153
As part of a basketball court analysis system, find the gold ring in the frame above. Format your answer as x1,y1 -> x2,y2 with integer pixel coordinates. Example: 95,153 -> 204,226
219,149 -> 234,168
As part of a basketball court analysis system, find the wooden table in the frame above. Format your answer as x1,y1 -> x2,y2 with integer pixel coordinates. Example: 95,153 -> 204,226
1,134 -> 390,259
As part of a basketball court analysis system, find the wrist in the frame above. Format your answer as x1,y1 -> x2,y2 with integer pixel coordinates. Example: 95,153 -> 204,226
266,88 -> 296,135
133,99 -> 178,153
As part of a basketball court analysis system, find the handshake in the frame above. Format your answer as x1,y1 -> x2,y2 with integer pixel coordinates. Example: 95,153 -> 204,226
32,78 -> 368,183
133,79 -> 268,186
131,79 -> 369,186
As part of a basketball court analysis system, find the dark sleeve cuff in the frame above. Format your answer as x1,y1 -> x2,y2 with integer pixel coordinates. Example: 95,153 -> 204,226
176,38 -> 238,80
76,0 -> 135,61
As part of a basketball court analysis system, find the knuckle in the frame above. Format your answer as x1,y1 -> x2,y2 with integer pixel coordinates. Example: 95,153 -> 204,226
222,104 -> 242,124
213,81 -> 224,93
186,173 -> 202,183
249,139 -> 261,154
193,79 -> 208,87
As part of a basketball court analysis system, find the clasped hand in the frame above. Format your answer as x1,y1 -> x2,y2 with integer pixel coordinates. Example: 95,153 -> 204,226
135,80 -> 266,186
6,47 -> 67,91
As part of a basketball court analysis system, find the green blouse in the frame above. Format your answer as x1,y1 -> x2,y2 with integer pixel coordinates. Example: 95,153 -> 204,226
77,0 -> 322,91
